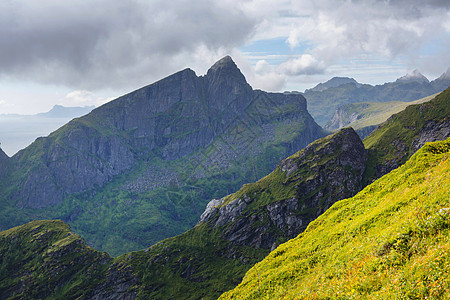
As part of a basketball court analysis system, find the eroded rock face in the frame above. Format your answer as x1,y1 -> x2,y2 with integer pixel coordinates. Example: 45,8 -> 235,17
200,128 -> 367,250
412,119 -> 450,152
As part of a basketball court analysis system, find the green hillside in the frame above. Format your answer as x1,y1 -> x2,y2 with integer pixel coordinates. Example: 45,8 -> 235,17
220,137 -> 450,299
363,87 -> 450,184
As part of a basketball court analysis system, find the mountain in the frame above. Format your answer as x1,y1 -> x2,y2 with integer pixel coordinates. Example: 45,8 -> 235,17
303,68 -> 449,125
324,93 -> 438,138
363,87 -> 450,183
0,105 -> 94,156
395,69 -> 429,84
198,128 -> 366,250
220,137 -> 450,299
0,56 -> 326,255
0,127 -> 368,299
36,104 -> 95,118
305,77 -> 360,92
0,220 -> 136,299
431,67 -> 450,92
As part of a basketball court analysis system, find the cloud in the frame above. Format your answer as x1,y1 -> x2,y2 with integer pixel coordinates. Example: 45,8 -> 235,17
0,0 -> 448,96
0,0 -> 257,90
279,55 -> 326,76
64,90 -> 113,107
284,0 -> 450,65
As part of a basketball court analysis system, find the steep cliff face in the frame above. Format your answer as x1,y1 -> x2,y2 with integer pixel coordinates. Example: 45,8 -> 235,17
324,103 -> 369,131
199,128 -> 367,250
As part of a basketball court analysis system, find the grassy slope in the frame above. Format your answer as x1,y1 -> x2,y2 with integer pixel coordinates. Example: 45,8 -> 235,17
335,93 -> 437,131
363,87 -> 450,184
220,138 -> 450,299
0,220 -> 112,299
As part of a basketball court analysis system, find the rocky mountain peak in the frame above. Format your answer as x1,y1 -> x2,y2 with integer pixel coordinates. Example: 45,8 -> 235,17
396,69 -> 429,84
205,56 -> 253,116
206,56 -> 250,87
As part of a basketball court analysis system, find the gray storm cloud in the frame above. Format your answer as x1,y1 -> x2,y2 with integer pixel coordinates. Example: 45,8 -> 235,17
0,0 -> 448,92
0,0 -> 257,89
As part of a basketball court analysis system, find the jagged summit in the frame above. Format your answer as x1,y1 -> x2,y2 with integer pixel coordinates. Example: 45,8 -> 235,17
206,56 -> 250,85
209,55 -> 235,69
396,69 -> 429,83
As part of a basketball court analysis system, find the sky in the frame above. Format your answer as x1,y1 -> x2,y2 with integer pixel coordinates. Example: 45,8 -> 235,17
0,0 -> 449,115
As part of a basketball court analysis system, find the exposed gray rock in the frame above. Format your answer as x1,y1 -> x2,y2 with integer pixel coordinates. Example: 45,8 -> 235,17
199,128 -> 367,250
412,119 -> 450,152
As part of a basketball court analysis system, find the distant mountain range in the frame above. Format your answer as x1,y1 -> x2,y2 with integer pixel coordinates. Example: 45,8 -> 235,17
303,68 -> 450,125
0,105 -> 94,156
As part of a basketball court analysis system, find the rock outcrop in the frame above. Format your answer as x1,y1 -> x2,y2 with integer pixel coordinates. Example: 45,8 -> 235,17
199,128 -> 367,250
324,103 -> 370,131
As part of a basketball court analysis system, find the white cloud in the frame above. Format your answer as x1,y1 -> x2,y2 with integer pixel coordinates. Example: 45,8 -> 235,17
279,55 -> 326,76
64,90 -> 112,107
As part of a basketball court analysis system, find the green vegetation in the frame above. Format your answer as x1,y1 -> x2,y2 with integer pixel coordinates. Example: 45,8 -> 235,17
0,220 -> 112,299
327,93 -> 437,133
220,128 -> 357,211
363,87 -> 450,184
220,138 -> 450,299
123,223 -> 268,299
